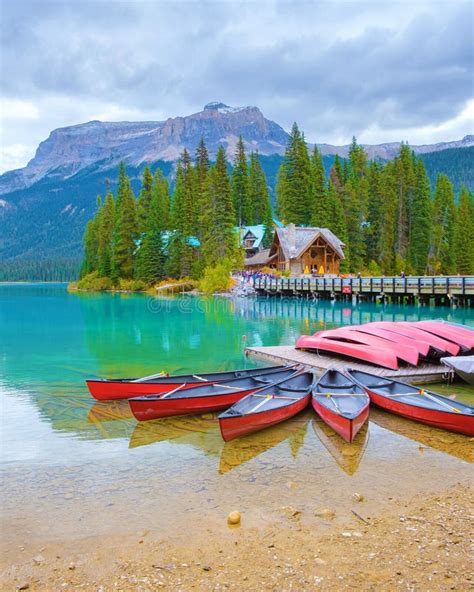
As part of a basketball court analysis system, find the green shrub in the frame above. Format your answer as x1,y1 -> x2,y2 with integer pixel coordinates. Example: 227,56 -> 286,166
76,271 -> 113,291
118,278 -> 147,291
199,259 -> 235,294
366,260 -> 382,276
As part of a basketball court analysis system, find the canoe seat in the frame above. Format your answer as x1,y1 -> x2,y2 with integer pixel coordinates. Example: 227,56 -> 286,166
366,382 -> 391,389
253,376 -> 277,384
318,381 -> 354,389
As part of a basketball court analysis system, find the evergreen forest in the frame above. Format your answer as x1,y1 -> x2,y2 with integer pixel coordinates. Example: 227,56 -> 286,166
79,128 -> 474,287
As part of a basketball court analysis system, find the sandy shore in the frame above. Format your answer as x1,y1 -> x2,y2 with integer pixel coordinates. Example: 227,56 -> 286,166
2,483 -> 472,591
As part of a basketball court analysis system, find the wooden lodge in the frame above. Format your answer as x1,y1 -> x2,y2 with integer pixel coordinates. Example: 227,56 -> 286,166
244,223 -> 345,275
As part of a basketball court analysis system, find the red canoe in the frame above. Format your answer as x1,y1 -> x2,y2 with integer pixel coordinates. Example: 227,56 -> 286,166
347,369 -> 474,436
218,372 -> 315,441
315,328 -> 419,366
86,365 -> 291,400
129,366 -> 300,421
312,369 -> 370,443
369,322 -> 460,357
354,325 -> 431,358
296,335 -> 399,370
412,321 -> 474,351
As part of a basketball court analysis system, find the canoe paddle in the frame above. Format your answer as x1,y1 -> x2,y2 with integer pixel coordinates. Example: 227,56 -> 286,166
385,391 -> 461,413
131,370 -> 168,383
325,393 -> 342,415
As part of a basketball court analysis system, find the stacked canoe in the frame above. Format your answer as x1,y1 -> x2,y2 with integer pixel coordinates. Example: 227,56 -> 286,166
296,320 -> 474,370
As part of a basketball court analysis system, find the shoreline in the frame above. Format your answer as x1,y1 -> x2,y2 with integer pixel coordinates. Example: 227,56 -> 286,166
2,482 -> 471,591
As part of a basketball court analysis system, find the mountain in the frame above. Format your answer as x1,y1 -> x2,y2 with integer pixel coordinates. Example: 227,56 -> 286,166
0,103 -> 289,196
1,101 -> 472,196
0,102 -> 472,279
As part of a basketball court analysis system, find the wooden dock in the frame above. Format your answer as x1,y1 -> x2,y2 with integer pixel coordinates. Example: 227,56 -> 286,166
245,345 -> 447,385
252,275 -> 474,306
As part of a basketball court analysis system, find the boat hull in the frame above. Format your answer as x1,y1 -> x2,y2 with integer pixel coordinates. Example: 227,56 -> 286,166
413,321 -> 474,351
219,394 -> 310,442
87,379 -> 207,400
315,328 -> 419,366
366,389 -> 474,436
311,398 -> 370,443
296,335 -> 399,369
129,387 -> 259,421
86,365 -> 290,401
370,322 -> 460,356
353,325 -> 431,357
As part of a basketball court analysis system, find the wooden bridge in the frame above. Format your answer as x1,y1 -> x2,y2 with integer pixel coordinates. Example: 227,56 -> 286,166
251,275 -> 474,307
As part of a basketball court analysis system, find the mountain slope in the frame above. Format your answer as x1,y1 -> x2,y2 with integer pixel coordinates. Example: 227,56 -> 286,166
419,146 -> 474,194
0,103 -> 289,196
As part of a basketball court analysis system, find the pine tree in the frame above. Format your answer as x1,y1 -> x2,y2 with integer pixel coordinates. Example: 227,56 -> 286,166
391,143 -> 416,262
137,165 -> 153,233
249,152 -> 273,246
365,161 -> 384,264
407,159 -> 432,274
111,164 -> 138,280
453,185 -> 474,274
342,177 -> 367,272
310,146 -> 329,227
194,137 -> 210,243
136,181 -> 166,284
276,123 -> 312,224
231,136 -> 252,225
430,174 -> 456,274
326,180 -> 349,270
169,150 -> 196,277
378,165 -> 398,274
202,146 -> 237,266
80,218 -> 99,278
330,154 -> 344,190
276,162 -> 289,222
150,168 -> 170,231
97,191 -> 115,277
341,139 -> 369,273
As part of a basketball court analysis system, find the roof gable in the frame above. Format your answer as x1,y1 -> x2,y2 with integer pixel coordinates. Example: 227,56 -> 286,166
274,226 -> 345,260
237,224 -> 266,249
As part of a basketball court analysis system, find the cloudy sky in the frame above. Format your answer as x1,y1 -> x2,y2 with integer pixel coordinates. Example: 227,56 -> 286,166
1,0 -> 473,173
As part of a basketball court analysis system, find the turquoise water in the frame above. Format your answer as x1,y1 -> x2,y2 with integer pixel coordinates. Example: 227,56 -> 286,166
1,283 -> 473,546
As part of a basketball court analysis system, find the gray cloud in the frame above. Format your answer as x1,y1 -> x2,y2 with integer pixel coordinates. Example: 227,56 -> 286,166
1,0 -> 473,171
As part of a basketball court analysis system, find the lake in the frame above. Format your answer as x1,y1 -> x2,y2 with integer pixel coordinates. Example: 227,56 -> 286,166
1,283 -> 473,548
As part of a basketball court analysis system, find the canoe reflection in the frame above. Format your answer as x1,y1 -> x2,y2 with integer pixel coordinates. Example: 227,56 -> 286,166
369,408 -> 473,464
87,400 -> 134,422
312,417 -> 369,475
128,410 -> 311,473
219,411 -> 311,474
129,414 -> 220,455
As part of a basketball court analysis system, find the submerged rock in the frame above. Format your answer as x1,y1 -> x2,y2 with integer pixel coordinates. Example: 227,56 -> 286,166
227,511 -> 241,525
314,508 -> 335,520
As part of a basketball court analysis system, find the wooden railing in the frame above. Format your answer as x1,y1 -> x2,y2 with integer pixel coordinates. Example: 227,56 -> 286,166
251,276 -> 474,297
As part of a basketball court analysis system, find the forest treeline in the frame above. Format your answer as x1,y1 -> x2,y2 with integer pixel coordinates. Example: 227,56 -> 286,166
276,124 -> 474,275
80,127 -> 474,287
80,139 -> 272,287
0,258 -> 80,282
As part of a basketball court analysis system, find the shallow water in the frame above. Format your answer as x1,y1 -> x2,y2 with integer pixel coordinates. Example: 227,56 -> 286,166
0,283 -> 473,547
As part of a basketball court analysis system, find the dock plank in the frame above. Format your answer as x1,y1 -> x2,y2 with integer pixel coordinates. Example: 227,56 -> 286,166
245,345 -> 447,385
